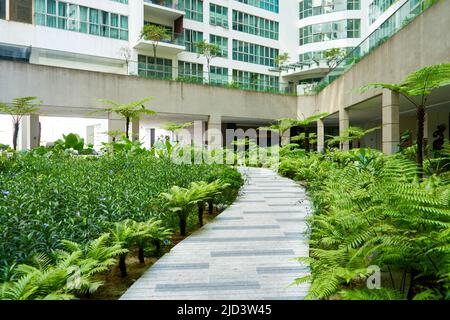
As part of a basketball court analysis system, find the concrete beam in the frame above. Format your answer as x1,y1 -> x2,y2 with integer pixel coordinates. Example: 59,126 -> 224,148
382,89 -> 400,155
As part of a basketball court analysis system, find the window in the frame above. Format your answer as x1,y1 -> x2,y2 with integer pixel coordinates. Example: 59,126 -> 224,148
178,61 -> 203,82
181,0 -> 203,22
299,19 -> 360,45
369,0 -> 396,24
232,10 -> 278,40
184,29 -> 203,53
210,3 -> 228,28
210,66 -> 228,85
299,0 -> 360,19
34,1 -> 129,40
232,69 -> 279,92
210,34 -> 228,58
0,0 -> 6,20
138,55 -> 172,79
111,0 -> 128,3
10,0 -> 33,23
236,0 -> 279,14
232,40 -> 278,67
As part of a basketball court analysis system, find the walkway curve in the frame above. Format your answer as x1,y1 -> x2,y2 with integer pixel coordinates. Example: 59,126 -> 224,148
121,167 -> 311,300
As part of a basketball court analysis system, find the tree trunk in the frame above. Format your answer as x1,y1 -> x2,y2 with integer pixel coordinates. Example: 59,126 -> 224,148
125,117 -> 130,139
119,254 -> 127,277
207,61 -> 211,84
304,127 -> 310,153
12,122 -> 19,150
138,247 -> 145,264
179,217 -> 186,236
208,199 -> 214,215
198,201 -> 204,227
417,106 -> 425,178
153,239 -> 161,255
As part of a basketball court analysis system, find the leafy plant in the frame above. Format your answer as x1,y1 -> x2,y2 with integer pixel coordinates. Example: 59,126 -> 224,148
0,97 -> 42,150
140,24 -> 171,64
160,186 -> 197,236
95,97 -> 156,139
361,63 -> 450,176
195,40 -> 221,84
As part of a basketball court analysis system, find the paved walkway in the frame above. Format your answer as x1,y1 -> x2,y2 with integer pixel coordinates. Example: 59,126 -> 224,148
121,167 -> 311,300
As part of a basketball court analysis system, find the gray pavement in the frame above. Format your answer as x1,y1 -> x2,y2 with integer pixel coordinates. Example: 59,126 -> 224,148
120,167 -> 311,300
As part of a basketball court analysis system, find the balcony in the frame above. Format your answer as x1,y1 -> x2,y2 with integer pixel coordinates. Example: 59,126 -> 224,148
134,32 -> 185,55
144,0 -> 185,20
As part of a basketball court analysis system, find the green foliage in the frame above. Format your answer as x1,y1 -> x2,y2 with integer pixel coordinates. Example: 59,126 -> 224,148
0,233 -> 125,300
94,97 -> 156,138
0,153 -> 241,265
0,97 -> 42,150
326,126 -> 380,146
279,148 -> 450,300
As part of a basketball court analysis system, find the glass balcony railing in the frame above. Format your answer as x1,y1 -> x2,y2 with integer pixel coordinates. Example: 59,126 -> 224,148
311,0 -> 436,94
144,0 -> 183,11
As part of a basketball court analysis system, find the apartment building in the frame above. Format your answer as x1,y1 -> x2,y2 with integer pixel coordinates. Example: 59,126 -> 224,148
0,0 -> 373,93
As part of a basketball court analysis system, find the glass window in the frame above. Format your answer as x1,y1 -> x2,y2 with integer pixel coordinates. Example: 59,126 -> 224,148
210,3 -> 228,28
232,69 -> 279,92
299,19 -> 360,45
232,40 -> 278,67
236,0 -> 279,14
299,0 -> 360,19
138,54 -> 172,79
210,66 -> 228,85
57,2 -> 67,29
210,34 -> 228,58
178,61 -> 203,82
181,0 -> 203,22
184,29 -> 203,53
33,1 -> 128,40
232,10 -> 278,40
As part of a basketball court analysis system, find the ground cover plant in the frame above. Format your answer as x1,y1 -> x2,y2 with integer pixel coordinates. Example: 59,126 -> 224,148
0,145 -> 242,299
278,147 -> 450,300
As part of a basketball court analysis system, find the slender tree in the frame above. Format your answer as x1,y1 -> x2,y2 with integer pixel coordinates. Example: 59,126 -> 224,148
323,48 -> 345,69
259,118 -> 298,146
195,40 -> 221,84
361,63 -> 450,175
0,97 -> 41,150
164,121 -> 194,142
140,24 -> 171,71
294,113 -> 329,152
95,98 -> 156,139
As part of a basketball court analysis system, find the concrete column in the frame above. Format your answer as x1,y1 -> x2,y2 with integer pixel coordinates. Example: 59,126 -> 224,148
317,118 -> 325,152
339,108 -> 349,151
207,114 -> 222,149
131,117 -> 140,141
107,113 -> 125,142
19,114 -> 40,150
193,120 -> 206,148
382,89 -> 400,155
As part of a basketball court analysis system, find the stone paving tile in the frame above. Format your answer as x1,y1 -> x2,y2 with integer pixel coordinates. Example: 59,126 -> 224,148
120,167 -> 310,300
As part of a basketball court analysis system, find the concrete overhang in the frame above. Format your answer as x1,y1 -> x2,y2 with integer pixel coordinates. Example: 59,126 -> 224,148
134,39 -> 185,55
144,2 -> 185,20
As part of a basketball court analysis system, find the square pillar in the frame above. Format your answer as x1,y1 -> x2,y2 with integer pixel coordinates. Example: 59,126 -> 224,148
207,114 -> 222,149
317,118 -> 325,152
339,108 -> 349,151
107,113 -> 125,142
131,117 -> 140,141
382,89 -> 400,155
19,114 -> 40,150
